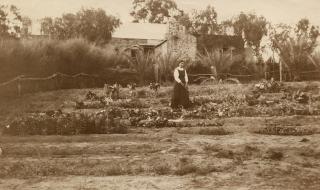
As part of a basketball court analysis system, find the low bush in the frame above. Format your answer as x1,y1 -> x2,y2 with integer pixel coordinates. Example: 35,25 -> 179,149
256,125 -> 316,136
152,163 -> 172,175
3,108 -> 128,136
264,149 -> 284,160
117,98 -> 149,108
136,89 -> 148,98
175,163 -> 198,176
0,38 -> 130,83
198,127 -> 231,136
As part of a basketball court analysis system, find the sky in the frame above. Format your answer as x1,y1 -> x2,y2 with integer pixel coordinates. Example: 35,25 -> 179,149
1,0 -> 319,57
2,0 -> 320,25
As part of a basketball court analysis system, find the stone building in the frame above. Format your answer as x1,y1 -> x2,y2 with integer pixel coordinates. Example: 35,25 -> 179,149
110,23 -> 167,57
110,21 -> 244,61
164,21 -> 197,61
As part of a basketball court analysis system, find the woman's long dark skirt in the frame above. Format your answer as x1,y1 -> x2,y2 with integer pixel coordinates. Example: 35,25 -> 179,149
171,82 -> 191,109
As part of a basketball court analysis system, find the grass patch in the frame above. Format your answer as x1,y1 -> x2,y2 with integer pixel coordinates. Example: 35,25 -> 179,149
215,149 -> 235,159
103,165 -> 126,176
264,149 -> 284,160
255,125 -> 316,136
203,144 -> 260,161
175,163 -> 198,176
299,148 -> 320,159
174,157 -> 198,176
1,143 -> 161,157
178,127 -> 231,136
152,163 -> 172,175
0,159 -> 133,178
0,134 -> 155,144
199,127 -> 231,135
195,165 -> 220,175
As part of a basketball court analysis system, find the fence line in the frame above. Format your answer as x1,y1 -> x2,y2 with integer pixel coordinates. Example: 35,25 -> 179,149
190,70 -> 320,82
189,73 -> 254,82
0,73 -> 105,97
265,70 -> 320,81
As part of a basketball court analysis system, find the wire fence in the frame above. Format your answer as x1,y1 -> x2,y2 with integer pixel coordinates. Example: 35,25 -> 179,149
189,70 -> 320,83
0,73 -> 105,97
265,70 -> 320,81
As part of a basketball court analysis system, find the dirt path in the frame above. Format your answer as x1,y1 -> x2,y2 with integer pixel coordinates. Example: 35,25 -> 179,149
1,123 -> 320,190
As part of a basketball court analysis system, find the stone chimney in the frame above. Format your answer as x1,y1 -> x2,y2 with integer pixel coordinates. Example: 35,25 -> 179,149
165,20 -> 197,61
167,19 -> 186,40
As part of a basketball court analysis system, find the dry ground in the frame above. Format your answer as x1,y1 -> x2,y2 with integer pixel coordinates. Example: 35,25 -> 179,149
0,83 -> 320,190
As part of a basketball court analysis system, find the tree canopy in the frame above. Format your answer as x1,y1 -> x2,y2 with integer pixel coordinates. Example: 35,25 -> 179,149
130,1 -> 221,36
223,12 -> 268,56
40,8 -> 121,44
0,4 -> 22,39
269,18 -> 319,79
189,5 -> 220,35
130,0 -> 178,23
21,16 -> 32,37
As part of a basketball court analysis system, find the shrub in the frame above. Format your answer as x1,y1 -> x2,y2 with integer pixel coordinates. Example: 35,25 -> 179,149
127,51 -> 155,85
104,165 -> 126,176
117,98 -> 149,108
175,163 -> 198,176
2,108 -> 129,136
196,49 -> 235,78
256,125 -> 315,136
152,163 -> 172,175
198,127 -> 230,135
174,157 -> 198,176
136,89 -> 148,98
270,20 -> 319,80
156,53 -> 180,83
264,149 -> 284,160
0,38 -> 123,82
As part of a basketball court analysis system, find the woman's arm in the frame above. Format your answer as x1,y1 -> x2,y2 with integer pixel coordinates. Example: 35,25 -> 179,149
174,68 -> 182,83
185,70 -> 188,84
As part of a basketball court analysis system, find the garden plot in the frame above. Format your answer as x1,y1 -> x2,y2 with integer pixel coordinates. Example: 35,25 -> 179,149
0,82 -> 320,190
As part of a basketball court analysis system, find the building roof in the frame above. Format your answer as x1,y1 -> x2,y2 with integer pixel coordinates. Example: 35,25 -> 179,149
112,23 -> 168,40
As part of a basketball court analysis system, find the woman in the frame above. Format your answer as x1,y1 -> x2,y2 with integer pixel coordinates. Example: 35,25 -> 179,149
171,61 -> 191,109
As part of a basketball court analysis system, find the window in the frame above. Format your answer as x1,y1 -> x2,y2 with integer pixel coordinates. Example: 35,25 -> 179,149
131,49 -> 138,58
143,47 -> 154,55
114,47 -> 119,55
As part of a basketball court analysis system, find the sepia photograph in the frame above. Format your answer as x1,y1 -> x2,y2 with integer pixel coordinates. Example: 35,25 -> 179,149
0,0 -> 320,189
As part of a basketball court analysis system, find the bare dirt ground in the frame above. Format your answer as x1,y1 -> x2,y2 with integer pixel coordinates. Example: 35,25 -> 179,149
0,83 -> 320,190
1,117 -> 320,190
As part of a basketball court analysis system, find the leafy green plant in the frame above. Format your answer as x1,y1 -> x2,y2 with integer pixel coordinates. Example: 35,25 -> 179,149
125,50 -> 155,85
270,20 -> 319,80
174,157 -> 198,176
198,127 -> 230,136
156,52 -> 180,83
2,108 -> 129,136
0,38 -> 116,82
310,51 -> 320,70
256,125 -> 315,136
152,163 -> 172,175
196,49 -> 235,79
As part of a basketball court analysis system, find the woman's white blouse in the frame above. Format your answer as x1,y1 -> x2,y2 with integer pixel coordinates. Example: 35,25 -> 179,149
174,68 -> 188,83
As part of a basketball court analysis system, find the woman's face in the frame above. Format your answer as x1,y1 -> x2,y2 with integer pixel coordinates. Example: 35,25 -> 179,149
179,62 -> 184,68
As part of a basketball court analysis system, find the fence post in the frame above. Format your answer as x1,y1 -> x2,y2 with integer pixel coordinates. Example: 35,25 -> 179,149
17,80 -> 21,96
265,71 -> 267,80
279,60 -> 283,82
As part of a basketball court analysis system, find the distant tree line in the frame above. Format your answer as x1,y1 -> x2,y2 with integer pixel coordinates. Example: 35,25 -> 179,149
130,0 -> 269,61
1,5 -> 121,45
0,5 -> 22,39
40,8 -> 121,45
0,1 -> 320,83
131,0 -> 320,81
